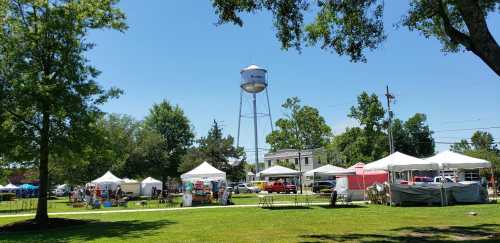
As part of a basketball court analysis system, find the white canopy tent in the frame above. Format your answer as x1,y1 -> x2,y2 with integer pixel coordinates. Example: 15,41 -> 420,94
3,183 -> 19,191
92,171 -> 123,190
121,178 -> 141,196
141,177 -> 162,196
425,150 -> 491,170
364,152 -> 439,172
181,162 -> 226,182
304,164 -> 356,177
257,165 -> 301,178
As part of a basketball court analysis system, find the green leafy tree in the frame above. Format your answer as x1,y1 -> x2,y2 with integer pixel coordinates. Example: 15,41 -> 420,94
0,0 -> 126,225
392,113 -> 435,157
211,0 -> 500,75
49,114 -> 140,185
179,120 -> 247,182
144,100 -> 194,184
471,131 -> 497,151
331,92 -> 387,165
276,159 -> 296,170
452,131 -> 500,180
266,97 -> 332,152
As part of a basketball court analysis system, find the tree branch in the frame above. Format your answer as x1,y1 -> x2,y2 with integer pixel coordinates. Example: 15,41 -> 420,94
5,108 -> 42,131
436,0 -> 473,50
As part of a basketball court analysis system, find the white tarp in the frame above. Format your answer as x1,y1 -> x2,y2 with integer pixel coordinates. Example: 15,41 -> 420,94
181,161 -> 226,182
141,177 -> 162,196
425,150 -> 491,170
304,164 -> 356,176
258,165 -> 301,178
364,151 -> 439,172
3,183 -> 19,190
92,171 -> 123,190
121,178 -> 141,196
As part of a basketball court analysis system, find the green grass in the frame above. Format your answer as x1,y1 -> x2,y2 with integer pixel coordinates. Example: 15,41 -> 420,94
0,203 -> 499,242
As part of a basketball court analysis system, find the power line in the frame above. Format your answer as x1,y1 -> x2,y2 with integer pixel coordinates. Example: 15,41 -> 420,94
433,126 -> 500,133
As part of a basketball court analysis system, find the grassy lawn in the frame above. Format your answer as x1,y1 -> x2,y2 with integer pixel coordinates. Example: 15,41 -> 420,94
0,203 -> 499,242
0,194 -> 331,215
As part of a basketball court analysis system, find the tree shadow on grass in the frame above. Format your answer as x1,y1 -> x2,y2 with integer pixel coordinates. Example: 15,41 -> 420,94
263,206 -> 312,210
318,204 -> 366,209
299,224 -> 500,243
0,219 -> 176,243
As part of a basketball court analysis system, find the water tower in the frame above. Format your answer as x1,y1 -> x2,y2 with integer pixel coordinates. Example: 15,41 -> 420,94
237,64 -> 273,173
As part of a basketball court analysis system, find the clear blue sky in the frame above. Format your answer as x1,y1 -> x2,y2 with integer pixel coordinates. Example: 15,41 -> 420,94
87,1 -> 500,162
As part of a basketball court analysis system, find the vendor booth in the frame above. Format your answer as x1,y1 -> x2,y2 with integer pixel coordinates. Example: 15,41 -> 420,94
180,162 -> 227,206
121,178 -> 141,197
364,151 -> 490,205
92,171 -> 123,191
305,164 -> 356,199
141,177 -> 163,197
346,163 -> 388,200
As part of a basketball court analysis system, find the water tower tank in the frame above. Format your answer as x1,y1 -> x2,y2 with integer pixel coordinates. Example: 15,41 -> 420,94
240,64 -> 267,93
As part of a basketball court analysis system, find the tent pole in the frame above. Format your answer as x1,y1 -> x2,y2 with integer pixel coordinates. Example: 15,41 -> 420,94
491,167 -> 497,200
387,170 -> 392,206
362,172 -> 366,201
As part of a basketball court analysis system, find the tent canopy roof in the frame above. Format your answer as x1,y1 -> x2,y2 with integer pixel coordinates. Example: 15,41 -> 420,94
181,162 -> 226,181
4,183 -> 19,189
364,152 -> 439,172
258,165 -> 301,177
122,178 -> 139,184
92,171 -> 123,184
425,150 -> 491,169
304,164 -> 355,176
141,177 -> 162,184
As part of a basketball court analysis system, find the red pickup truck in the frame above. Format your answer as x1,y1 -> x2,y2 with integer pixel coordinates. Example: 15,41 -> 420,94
265,182 -> 297,194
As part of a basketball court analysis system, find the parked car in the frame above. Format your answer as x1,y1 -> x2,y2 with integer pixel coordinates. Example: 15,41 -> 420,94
312,181 -> 336,193
237,183 -> 260,193
265,181 -> 297,194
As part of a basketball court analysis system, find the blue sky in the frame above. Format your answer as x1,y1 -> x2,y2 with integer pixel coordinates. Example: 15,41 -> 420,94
87,1 -> 500,162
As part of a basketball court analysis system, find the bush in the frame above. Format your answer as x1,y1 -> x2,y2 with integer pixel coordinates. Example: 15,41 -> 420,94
0,193 -> 16,201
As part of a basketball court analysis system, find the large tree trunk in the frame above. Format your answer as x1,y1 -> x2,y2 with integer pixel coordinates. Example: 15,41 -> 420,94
456,0 -> 500,76
35,111 -> 50,226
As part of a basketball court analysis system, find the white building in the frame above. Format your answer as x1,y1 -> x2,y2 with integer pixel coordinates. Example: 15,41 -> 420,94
263,149 -> 326,172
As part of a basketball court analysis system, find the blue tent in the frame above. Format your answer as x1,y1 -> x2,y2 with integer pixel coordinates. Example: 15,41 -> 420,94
20,184 -> 39,190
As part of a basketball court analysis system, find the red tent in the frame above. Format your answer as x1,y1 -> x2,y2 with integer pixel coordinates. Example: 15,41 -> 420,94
346,162 -> 388,190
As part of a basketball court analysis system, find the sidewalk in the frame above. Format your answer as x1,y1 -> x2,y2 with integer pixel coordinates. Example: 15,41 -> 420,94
0,202 -> 345,218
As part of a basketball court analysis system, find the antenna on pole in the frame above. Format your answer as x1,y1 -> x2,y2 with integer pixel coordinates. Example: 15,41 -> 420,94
385,85 -> 396,154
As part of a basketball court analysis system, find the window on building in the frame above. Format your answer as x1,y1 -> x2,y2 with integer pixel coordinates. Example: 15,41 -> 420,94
304,157 -> 309,165
267,160 -> 271,167
294,158 -> 299,165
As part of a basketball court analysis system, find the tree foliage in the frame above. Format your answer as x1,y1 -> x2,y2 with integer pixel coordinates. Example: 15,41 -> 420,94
211,0 -> 500,75
266,97 -> 331,151
179,120 -> 246,182
0,0 -> 126,224
392,113 -> 435,157
144,100 -> 194,182
451,131 -> 500,179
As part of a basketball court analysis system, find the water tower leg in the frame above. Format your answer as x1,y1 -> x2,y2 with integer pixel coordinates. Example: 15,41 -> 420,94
237,89 -> 243,148
252,93 -> 259,173
265,88 -> 274,131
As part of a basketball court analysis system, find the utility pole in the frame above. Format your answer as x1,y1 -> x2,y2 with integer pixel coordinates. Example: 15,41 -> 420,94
385,85 -> 395,154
